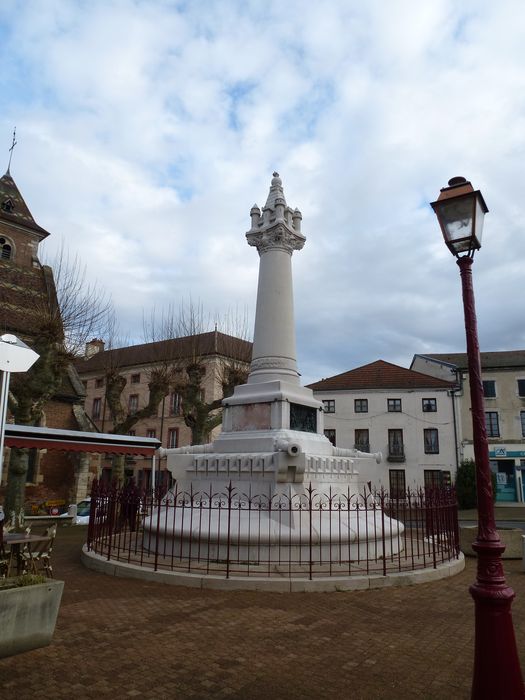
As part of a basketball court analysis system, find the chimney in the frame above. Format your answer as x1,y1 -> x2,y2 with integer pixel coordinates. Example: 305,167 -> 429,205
85,338 -> 105,359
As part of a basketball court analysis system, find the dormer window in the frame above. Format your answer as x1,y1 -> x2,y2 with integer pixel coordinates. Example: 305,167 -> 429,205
1,198 -> 14,213
0,236 -> 12,260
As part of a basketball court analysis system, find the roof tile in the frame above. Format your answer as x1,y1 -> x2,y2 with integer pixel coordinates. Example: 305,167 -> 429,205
75,331 -> 252,373
307,360 -> 455,391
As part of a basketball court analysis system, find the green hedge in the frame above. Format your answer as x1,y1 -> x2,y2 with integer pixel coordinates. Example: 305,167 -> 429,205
455,459 -> 497,509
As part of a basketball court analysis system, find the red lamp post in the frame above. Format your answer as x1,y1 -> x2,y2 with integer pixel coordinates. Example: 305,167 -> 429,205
431,177 -> 524,699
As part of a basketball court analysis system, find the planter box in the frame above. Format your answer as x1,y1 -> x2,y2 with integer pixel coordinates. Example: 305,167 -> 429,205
0,580 -> 64,658
460,526 -> 525,559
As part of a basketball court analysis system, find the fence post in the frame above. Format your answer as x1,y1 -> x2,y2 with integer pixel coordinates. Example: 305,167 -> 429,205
308,483 -> 314,580
106,480 -> 117,562
154,485 -> 162,571
86,477 -> 98,550
380,489 -> 387,576
226,481 -> 234,579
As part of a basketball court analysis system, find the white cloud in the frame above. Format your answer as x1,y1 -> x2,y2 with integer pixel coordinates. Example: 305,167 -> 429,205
1,0 -> 525,383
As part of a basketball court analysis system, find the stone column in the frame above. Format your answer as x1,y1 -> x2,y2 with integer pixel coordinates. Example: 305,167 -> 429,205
246,173 -> 305,385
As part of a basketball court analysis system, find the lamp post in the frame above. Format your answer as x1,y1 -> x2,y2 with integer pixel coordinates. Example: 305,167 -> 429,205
0,334 -> 39,484
431,177 -> 524,699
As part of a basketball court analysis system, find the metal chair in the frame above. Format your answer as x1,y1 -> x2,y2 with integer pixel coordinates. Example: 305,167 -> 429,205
22,524 -> 57,578
0,541 -> 9,578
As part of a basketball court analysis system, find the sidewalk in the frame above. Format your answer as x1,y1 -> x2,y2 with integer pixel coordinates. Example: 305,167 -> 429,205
459,504 -> 525,521
1,525 -> 525,699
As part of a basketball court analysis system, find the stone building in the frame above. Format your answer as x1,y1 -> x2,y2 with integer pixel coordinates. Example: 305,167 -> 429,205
76,332 -> 252,487
0,166 -> 97,507
411,351 -> 525,502
307,360 -> 458,493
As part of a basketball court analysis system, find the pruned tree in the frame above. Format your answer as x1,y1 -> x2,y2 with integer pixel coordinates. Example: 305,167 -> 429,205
100,318 -> 175,483
3,247 -> 112,517
98,300 -> 251,482
144,300 -> 251,445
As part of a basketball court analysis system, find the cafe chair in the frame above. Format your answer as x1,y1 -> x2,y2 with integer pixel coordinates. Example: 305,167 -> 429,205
23,524 -> 57,578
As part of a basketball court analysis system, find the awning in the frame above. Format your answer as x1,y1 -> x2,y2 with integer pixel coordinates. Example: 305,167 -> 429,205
4,424 -> 161,456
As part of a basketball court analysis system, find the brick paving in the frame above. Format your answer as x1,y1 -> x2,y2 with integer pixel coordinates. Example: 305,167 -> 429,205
1,525 -> 525,699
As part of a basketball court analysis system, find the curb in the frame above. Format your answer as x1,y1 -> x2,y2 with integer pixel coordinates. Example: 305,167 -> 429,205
81,545 -> 465,593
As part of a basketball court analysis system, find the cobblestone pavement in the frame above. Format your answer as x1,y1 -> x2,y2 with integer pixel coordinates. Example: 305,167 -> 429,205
1,526 -> 525,699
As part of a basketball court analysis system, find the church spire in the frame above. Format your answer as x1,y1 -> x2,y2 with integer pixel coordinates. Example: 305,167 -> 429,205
6,127 -> 17,175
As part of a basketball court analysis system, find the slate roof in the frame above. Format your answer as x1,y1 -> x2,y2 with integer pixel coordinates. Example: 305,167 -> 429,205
418,351 -> 525,371
76,331 -> 253,374
307,360 -> 455,392
0,171 -> 51,239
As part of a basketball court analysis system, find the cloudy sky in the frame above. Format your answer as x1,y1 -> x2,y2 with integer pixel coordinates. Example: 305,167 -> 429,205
1,0 -> 524,384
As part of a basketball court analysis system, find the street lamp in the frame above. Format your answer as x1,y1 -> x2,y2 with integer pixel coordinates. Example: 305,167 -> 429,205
0,334 -> 39,484
431,177 -> 524,699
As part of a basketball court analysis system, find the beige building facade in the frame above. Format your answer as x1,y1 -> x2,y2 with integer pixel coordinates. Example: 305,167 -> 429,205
76,332 -> 251,488
412,351 -> 525,502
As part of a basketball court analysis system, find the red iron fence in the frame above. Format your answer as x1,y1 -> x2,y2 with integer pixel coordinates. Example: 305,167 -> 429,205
86,480 -> 460,580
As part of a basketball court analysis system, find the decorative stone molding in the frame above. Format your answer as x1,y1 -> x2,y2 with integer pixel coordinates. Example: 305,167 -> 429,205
249,356 -> 297,372
246,225 -> 305,256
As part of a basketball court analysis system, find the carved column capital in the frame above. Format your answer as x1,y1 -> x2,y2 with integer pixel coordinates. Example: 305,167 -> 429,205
246,225 -> 305,256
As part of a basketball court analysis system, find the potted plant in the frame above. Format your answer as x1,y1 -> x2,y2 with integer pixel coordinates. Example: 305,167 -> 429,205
0,574 -> 64,658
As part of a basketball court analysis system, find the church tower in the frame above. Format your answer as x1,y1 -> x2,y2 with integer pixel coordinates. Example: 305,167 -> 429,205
0,169 -> 50,268
0,163 -> 54,339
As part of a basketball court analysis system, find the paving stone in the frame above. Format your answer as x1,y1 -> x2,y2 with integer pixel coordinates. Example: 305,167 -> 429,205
1,525 -> 524,699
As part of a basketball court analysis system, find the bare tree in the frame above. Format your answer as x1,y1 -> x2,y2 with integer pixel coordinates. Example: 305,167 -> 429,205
144,300 -> 251,445
44,245 -> 113,356
97,300 -> 251,482
4,249 -> 113,517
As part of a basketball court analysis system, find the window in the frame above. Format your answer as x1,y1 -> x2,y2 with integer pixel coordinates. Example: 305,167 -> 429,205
388,429 -> 404,460
482,380 -> 496,398
146,429 -> 156,439
0,236 -> 13,260
1,199 -> 14,212
170,392 -> 182,416
95,377 -> 104,388
129,394 -> 139,414
485,411 -> 500,437
167,428 -> 179,448
521,412 -> 525,438
354,429 -> 370,452
389,470 -> 406,499
92,397 -> 101,419
424,470 -> 443,489
387,398 -> 402,412
128,430 -> 136,437
424,428 -> 439,454
322,399 -> 335,413
518,380 -> 525,397
26,448 -> 38,484
422,398 -> 437,412
131,373 -> 140,384
324,429 -> 336,446
354,399 -> 368,413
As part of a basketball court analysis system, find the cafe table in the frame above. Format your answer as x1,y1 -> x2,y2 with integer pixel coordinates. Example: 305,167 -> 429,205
3,532 -> 52,576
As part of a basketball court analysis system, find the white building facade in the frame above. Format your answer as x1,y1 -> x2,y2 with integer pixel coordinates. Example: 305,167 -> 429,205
308,360 -> 458,494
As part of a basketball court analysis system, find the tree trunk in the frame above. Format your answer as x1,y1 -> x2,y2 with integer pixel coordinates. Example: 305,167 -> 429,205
112,454 -> 125,484
4,448 -> 29,526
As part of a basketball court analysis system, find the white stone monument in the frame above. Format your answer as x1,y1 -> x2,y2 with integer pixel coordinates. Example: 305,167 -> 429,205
147,173 -> 402,567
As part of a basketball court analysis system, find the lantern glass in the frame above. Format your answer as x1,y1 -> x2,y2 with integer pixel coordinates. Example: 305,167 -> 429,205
474,196 -> 485,247
438,196 -> 475,253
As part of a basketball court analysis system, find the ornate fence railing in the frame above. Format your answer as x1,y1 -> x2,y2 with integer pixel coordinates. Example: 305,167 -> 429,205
86,480 -> 460,580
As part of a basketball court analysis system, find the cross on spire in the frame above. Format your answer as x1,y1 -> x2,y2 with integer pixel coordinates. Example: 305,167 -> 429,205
7,127 -> 17,174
